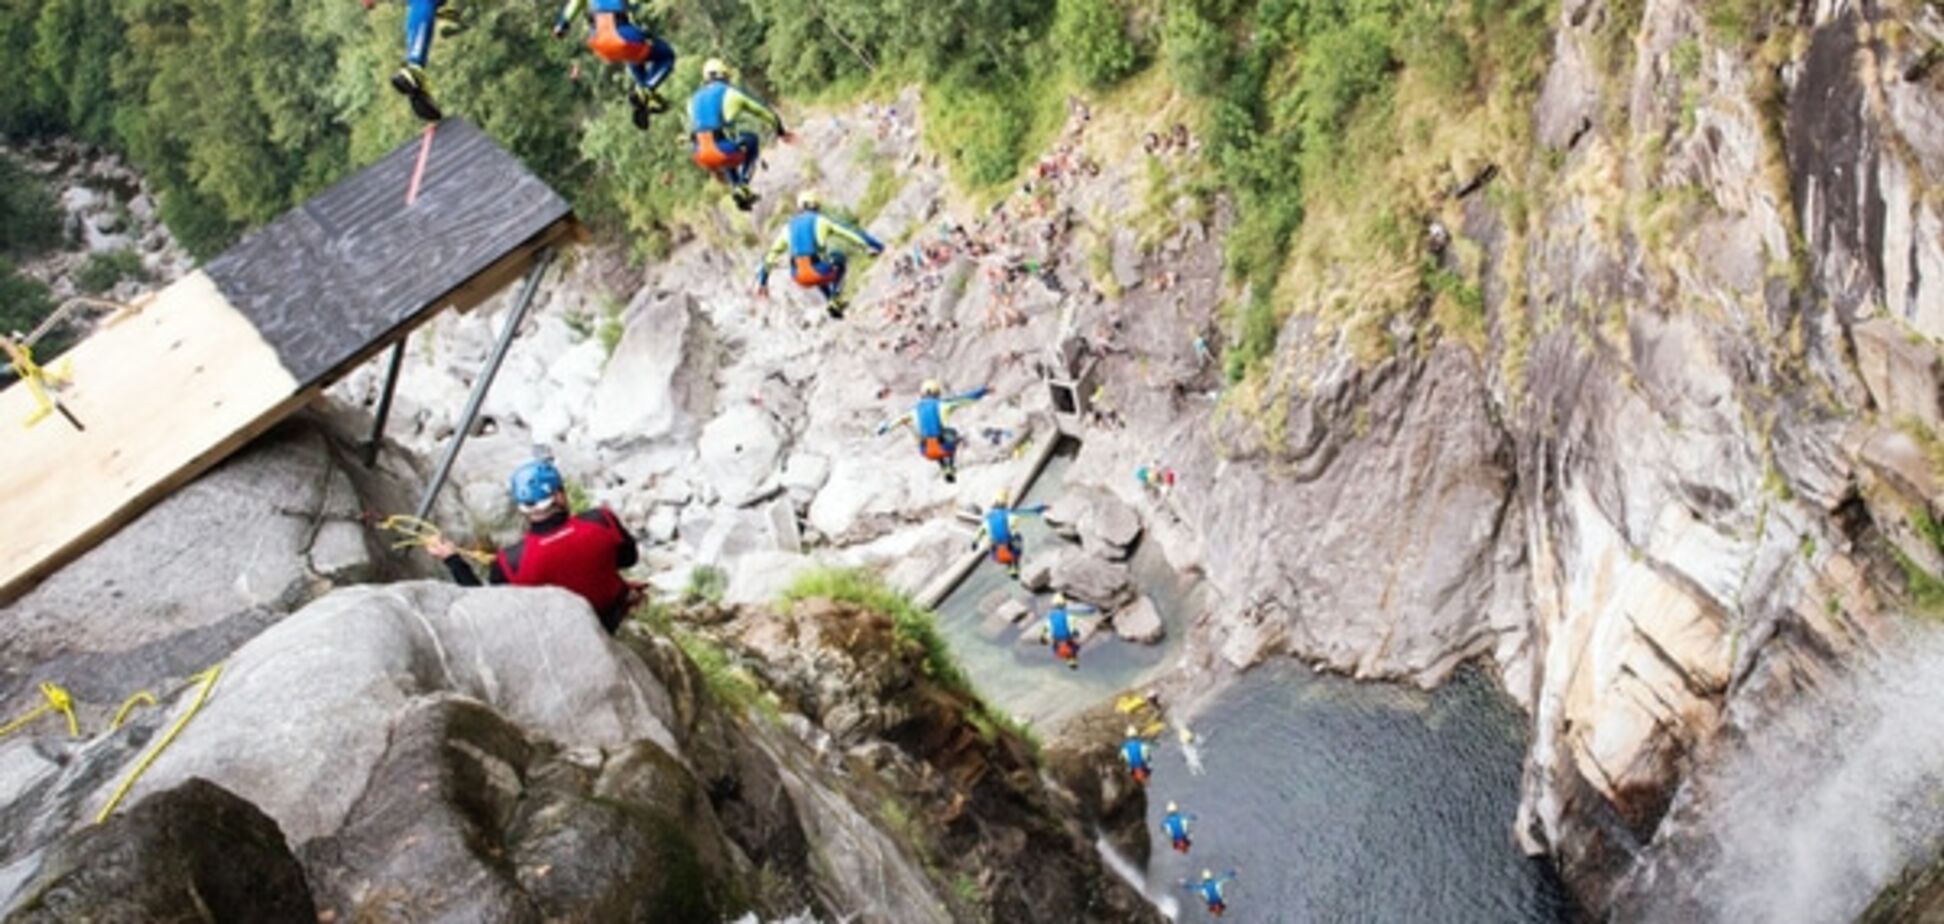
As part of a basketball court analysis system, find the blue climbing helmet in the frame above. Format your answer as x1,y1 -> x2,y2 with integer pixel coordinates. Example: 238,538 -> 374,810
510,459 -> 564,507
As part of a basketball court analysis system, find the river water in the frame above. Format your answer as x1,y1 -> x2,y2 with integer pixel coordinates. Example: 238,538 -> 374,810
930,449 -> 1574,921
1140,663 -> 1576,922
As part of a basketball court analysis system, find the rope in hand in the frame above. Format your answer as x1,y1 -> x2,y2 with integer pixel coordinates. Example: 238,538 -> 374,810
0,682 -> 80,739
375,513 -> 494,564
96,664 -> 222,824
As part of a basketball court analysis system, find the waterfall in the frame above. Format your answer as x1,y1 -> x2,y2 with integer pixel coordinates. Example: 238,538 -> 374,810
1095,834 -> 1181,920
1621,626 -> 1944,922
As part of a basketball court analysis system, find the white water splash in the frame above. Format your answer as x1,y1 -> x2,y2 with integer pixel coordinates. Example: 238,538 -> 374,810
1179,729 -> 1207,777
1626,627 -> 1944,922
1096,834 -> 1181,920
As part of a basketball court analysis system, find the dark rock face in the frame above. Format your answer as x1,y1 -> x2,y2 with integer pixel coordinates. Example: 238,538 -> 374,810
1042,703 -> 1152,865
702,599 -> 1165,923
299,697 -> 738,923
5,778 -> 315,923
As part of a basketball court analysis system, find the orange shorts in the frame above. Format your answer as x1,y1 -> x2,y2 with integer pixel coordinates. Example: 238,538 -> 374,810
588,14 -> 649,64
793,255 -> 839,286
692,132 -> 745,171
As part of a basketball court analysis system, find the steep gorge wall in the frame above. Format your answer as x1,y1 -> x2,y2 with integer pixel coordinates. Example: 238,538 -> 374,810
1083,0 -> 1944,913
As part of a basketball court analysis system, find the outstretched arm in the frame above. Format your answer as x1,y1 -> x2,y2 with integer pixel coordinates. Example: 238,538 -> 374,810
875,409 -> 916,436
724,87 -> 785,133
819,215 -> 885,255
551,0 -> 586,36
939,385 -> 990,421
439,553 -> 508,586
756,227 -> 791,288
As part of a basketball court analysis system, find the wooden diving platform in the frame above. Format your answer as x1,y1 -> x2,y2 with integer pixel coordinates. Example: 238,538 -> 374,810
0,120 -> 575,602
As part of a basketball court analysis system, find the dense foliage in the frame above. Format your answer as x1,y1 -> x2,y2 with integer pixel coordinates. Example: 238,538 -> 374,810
1,0 -> 1553,382
0,0 -> 1083,257
0,154 -> 61,360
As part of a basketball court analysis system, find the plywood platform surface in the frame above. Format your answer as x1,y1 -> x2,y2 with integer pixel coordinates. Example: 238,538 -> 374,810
0,120 -> 574,601
205,119 -> 571,386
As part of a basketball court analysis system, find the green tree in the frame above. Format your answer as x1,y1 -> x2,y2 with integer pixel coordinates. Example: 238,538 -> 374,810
0,157 -> 64,257
1054,0 -> 1137,88
30,0 -> 125,143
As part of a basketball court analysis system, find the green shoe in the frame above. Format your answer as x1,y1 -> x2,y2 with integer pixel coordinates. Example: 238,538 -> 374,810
391,66 -> 443,122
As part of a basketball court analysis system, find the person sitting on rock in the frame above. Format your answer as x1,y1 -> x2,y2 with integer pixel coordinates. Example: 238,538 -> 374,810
1036,593 -> 1098,670
388,0 -> 467,122
1162,801 -> 1197,853
1120,724 -> 1154,784
688,58 -> 787,211
1182,869 -> 1236,917
552,0 -> 675,129
757,189 -> 885,319
876,379 -> 988,483
425,459 -> 641,634
971,488 -> 1046,580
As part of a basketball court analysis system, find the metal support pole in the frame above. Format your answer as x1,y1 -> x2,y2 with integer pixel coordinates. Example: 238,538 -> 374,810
413,249 -> 554,521
363,338 -> 408,468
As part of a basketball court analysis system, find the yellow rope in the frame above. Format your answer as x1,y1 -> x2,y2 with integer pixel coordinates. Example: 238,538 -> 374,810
96,664 -> 222,825
109,691 -> 158,730
0,682 -> 79,739
377,514 -> 494,564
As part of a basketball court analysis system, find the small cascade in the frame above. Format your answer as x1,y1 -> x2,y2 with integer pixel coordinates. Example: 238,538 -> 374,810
1096,834 -> 1181,920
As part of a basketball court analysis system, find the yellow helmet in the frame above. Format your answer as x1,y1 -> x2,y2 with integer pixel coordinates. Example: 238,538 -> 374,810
702,58 -> 730,80
993,488 -> 1011,507
797,189 -> 822,211
1125,725 -> 1138,737
1202,869 -> 1214,880
921,379 -> 943,397
1051,593 -> 1068,607
1167,801 -> 1179,813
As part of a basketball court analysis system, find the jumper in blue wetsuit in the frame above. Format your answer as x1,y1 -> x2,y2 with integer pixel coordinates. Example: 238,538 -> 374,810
553,0 -> 675,128
877,381 -> 988,482
391,0 -> 461,121
971,489 -> 1046,580
1120,726 -> 1153,783
688,59 -> 786,209
1162,802 -> 1197,853
1182,870 -> 1236,917
1038,594 -> 1099,669
758,192 -> 885,318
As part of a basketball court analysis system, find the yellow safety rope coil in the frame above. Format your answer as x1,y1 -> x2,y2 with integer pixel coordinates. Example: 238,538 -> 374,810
0,682 -> 80,739
377,514 -> 494,564
96,665 -> 222,825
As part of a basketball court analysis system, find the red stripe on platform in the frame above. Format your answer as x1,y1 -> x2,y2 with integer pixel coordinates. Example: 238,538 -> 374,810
405,123 -> 438,205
